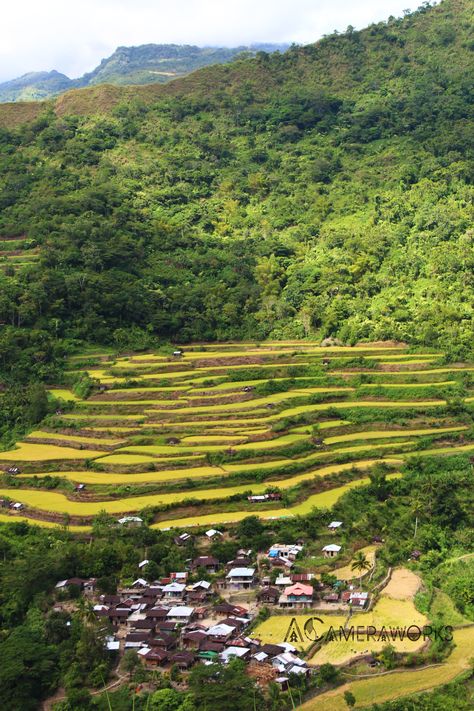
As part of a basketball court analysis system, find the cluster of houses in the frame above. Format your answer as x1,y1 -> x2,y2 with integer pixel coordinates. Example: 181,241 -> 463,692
256,538 -> 371,610
52,522 -> 374,683
54,556 -> 311,685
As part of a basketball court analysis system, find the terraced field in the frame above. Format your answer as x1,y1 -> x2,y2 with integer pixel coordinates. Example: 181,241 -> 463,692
1,341 -> 473,530
0,234 -> 40,272
301,626 -> 474,710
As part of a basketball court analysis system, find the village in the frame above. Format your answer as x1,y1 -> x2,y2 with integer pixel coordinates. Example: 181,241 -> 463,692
52,520 -> 379,692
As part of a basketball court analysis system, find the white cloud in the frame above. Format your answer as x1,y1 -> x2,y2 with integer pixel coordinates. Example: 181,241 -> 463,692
0,0 -> 420,82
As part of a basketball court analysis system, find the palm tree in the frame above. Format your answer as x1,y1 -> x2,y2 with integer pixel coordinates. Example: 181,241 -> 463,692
411,498 -> 424,539
351,551 -> 371,588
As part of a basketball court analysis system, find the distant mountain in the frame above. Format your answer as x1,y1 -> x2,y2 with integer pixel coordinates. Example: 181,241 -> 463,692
0,70 -> 72,103
0,43 -> 289,103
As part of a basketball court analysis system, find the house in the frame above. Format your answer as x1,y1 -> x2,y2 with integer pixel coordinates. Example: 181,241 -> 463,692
328,521 -> 343,532
156,620 -> 178,634
142,648 -> 169,667
170,572 -> 188,583
252,650 -> 269,663
199,640 -> 225,657
226,556 -> 252,573
291,573 -> 314,583
192,556 -> 220,574
125,631 -> 152,648
117,516 -> 143,527
272,652 -> 308,675
186,591 -> 207,605
166,606 -> 195,624
105,636 -> 120,652
11,502 -> 24,511
107,607 -> 131,626
190,580 -> 211,592
138,559 -> 150,570
349,591 -> 369,608
214,602 -> 249,618
83,578 -> 97,595
172,350 -> 183,357
174,532 -> 192,546
182,630 -> 208,650
269,556 -> 294,571
55,578 -> 85,591
145,607 -> 169,621
226,567 -> 256,589
220,646 -> 251,663
151,632 -> 176,651
205,529 -> 223,539
162,582 -> 185,599
323,592 -> 340,604
322,544 -> 341,558
130,619 -> 156,632
220,617 -> 246,633
257,586 -> 280,604
169,651 -> 196,669
207,623 -> 236,642
268,544 -> 303,562
279,583 -> 313,609
275,575 -> 292,589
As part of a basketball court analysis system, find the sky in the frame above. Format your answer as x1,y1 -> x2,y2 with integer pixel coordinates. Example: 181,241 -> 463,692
0,0 -> 421,83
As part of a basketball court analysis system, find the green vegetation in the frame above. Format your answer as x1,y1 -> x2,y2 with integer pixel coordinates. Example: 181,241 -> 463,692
0,2 -> 474,709
0,1 -> 473,362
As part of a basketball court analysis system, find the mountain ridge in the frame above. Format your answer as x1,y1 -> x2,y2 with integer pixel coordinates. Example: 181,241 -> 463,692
0,43 -> 289,103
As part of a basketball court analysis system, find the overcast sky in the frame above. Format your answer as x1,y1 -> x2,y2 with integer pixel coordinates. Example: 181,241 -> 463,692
0,0 -> 421,82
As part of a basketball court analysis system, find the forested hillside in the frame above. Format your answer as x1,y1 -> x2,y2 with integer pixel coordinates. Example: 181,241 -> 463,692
0,44 -> 289,102
0,0 -> 473,385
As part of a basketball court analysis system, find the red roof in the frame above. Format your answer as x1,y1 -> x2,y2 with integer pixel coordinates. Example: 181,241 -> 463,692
284,583 -> 313,597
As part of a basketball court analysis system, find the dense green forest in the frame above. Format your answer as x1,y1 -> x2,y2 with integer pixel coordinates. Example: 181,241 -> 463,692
0,0 -> 473,380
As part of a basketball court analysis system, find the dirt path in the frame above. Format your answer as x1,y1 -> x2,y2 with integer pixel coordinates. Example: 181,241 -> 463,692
42,673 -> 127,710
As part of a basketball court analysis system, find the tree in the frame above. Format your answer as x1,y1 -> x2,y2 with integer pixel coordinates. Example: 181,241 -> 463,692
344,690 -> 356,708
188,659 -> 263,710
351,551 -> 371,588
411,498 -> 424,539
121,649 -> 140,680
149,688 -> 187,711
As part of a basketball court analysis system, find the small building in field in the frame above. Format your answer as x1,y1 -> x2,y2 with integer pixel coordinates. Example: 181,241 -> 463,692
117,516 -> 143,527
322,544 -> 341,558
328,521 -> 343,532
174,532 -> 192,546
205,529 -> 223,539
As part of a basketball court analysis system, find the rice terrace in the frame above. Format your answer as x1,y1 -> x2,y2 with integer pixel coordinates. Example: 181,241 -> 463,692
2,340 -> 474,529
